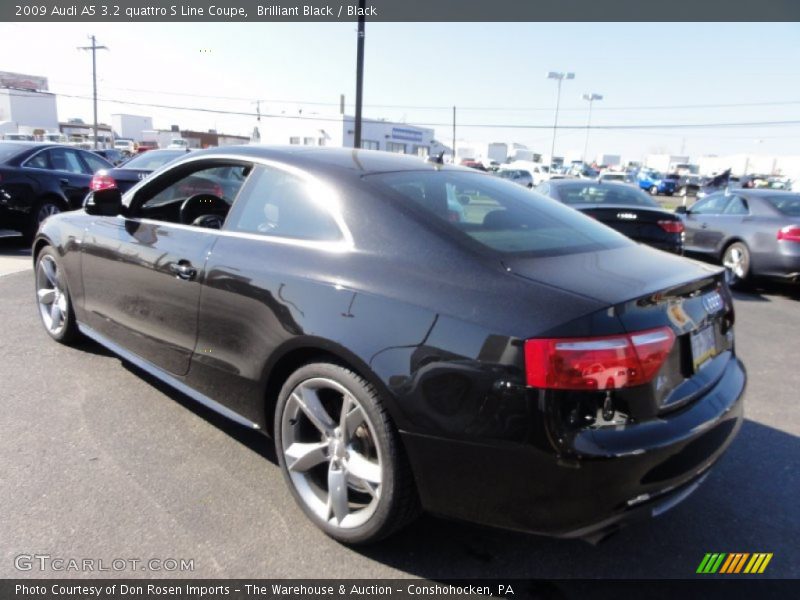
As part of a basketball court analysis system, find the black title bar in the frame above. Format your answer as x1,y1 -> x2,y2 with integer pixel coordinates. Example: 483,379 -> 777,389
5,0 -> 800,22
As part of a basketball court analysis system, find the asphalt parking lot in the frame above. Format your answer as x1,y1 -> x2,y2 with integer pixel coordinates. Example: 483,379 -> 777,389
0,235 -> 798,580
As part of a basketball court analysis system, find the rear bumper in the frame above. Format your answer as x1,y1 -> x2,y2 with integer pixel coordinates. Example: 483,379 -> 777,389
753,244 -> 800,280
401,355 -> 745,538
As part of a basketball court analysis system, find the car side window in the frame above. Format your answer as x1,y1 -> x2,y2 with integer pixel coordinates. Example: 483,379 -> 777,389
81,152 -> 111,174
723,196 -> 749,215
691,194 -> 730,215
225,165 -> 343,241
25,151 -> 50,169
49,148 -> 86,174
131,163 -> 251,228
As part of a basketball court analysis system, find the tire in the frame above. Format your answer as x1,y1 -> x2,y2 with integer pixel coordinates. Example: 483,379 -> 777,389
24,198 -> 63,242
722,242 -> 751,288
649,185 -> 659,196
34,246 -> 80,344
275,362 -> 419,544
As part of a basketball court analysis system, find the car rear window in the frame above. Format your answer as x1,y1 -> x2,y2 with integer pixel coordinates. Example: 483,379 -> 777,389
367,170 -> 629,257
0,143 -> 29,163
764,194 -> 800,216
556,183 -> 659,207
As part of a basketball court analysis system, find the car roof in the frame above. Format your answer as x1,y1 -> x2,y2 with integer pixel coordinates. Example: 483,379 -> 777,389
171,145 -> 472,179
546,179 -> 633,189
735,188 -> 799,198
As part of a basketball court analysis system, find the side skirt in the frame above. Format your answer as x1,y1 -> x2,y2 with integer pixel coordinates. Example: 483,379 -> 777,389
77,322 -> 261,430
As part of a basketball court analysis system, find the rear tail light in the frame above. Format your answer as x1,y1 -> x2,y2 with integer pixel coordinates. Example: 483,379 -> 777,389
524,326 -> 676,390
658,220 -> 684,233
777,225 -> 800,243
90,172 -> 117,191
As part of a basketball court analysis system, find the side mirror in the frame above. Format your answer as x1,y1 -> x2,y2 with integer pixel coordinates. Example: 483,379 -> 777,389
84,188 -> 123,217
457,194 -> 471,206
674,205 -> 688,215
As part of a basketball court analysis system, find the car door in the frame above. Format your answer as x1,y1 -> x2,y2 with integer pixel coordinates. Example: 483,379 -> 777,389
46,147 -> 95,208
683,193 -> 731,254
184,162 -> 349,422
80,159 -> 252,376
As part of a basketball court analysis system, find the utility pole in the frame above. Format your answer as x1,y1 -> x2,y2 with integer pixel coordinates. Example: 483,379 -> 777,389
353,0 -> 366,149
452,106 -> 456,164
77,35 -> 108,149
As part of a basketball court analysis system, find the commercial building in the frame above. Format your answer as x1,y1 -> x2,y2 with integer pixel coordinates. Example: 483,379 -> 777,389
258,114 -> 440,156
112,114 -> 154,142
0,71 -> 58,133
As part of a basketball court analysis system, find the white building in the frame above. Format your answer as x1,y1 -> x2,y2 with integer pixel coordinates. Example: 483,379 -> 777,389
258,114 -> 436,156
0,71 -> 58,133
112,114 -> 154,142
697,154 -> 800,181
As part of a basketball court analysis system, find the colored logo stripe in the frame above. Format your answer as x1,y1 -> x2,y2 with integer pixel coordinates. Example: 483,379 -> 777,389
697,553 -> 772,574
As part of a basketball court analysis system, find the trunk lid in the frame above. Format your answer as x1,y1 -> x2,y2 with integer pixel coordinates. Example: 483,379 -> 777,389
507,245 -> 735,413
578,205 -> 677,240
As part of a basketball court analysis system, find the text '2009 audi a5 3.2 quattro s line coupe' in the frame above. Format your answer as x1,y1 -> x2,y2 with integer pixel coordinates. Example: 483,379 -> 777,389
32,146 -> 745,544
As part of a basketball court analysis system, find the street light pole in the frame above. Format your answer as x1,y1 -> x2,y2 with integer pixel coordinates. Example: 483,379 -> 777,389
582,92 -> 603,165
77,35 -> 108,149
546,71 -> 574,168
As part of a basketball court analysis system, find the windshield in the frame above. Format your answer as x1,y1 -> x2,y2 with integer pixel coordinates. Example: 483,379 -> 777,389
764,194 -> 800,216
367,171 -> 629,257
556,183 -> 660,207
120,150 -> 186,170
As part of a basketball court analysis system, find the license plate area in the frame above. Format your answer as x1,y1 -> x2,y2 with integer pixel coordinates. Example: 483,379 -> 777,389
691,324 -> 717,371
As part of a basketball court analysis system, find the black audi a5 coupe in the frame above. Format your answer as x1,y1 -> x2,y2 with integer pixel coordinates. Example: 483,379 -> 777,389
0,142 -> 112,238
33,146 -> 745,544
536,179 -> 685,254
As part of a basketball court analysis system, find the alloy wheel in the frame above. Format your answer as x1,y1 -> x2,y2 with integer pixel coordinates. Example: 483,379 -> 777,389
37,202 -> 61,224
280,377 -> 383,529
723,244 -> 748,285
36,254 -> 68,335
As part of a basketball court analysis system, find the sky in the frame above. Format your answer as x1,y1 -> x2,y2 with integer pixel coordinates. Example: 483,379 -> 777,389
0,21 -> 799,161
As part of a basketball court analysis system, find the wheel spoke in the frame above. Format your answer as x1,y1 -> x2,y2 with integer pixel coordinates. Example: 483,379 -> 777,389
292,387 -> 335,435
347,473 -> 378,499
340,395 -> 365,441
50,302 -> 63,327
327,463 -> 349,524
285,441 -> 329,473
37,288 -> 55,305
347,452 -> 381,484
41,259 -> 58,287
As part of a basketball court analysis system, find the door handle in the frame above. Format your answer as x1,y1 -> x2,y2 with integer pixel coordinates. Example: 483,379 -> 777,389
59,178 -> 69,186
700,222 -> 708,229
169,261 -> 197,281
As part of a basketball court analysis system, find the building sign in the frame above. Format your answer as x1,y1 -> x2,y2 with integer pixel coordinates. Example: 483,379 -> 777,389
0,71 -> 48,91
391,127 -> 423,142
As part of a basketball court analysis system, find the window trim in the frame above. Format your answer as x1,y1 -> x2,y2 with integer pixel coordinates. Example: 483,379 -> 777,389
118,153 -> 354,252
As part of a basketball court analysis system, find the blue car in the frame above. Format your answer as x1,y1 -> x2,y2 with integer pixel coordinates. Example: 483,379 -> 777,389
637,170 -> 676,196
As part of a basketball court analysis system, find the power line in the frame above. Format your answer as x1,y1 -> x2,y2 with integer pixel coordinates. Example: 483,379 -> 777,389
8,88 -> 800,131
48,80 -> 800,112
